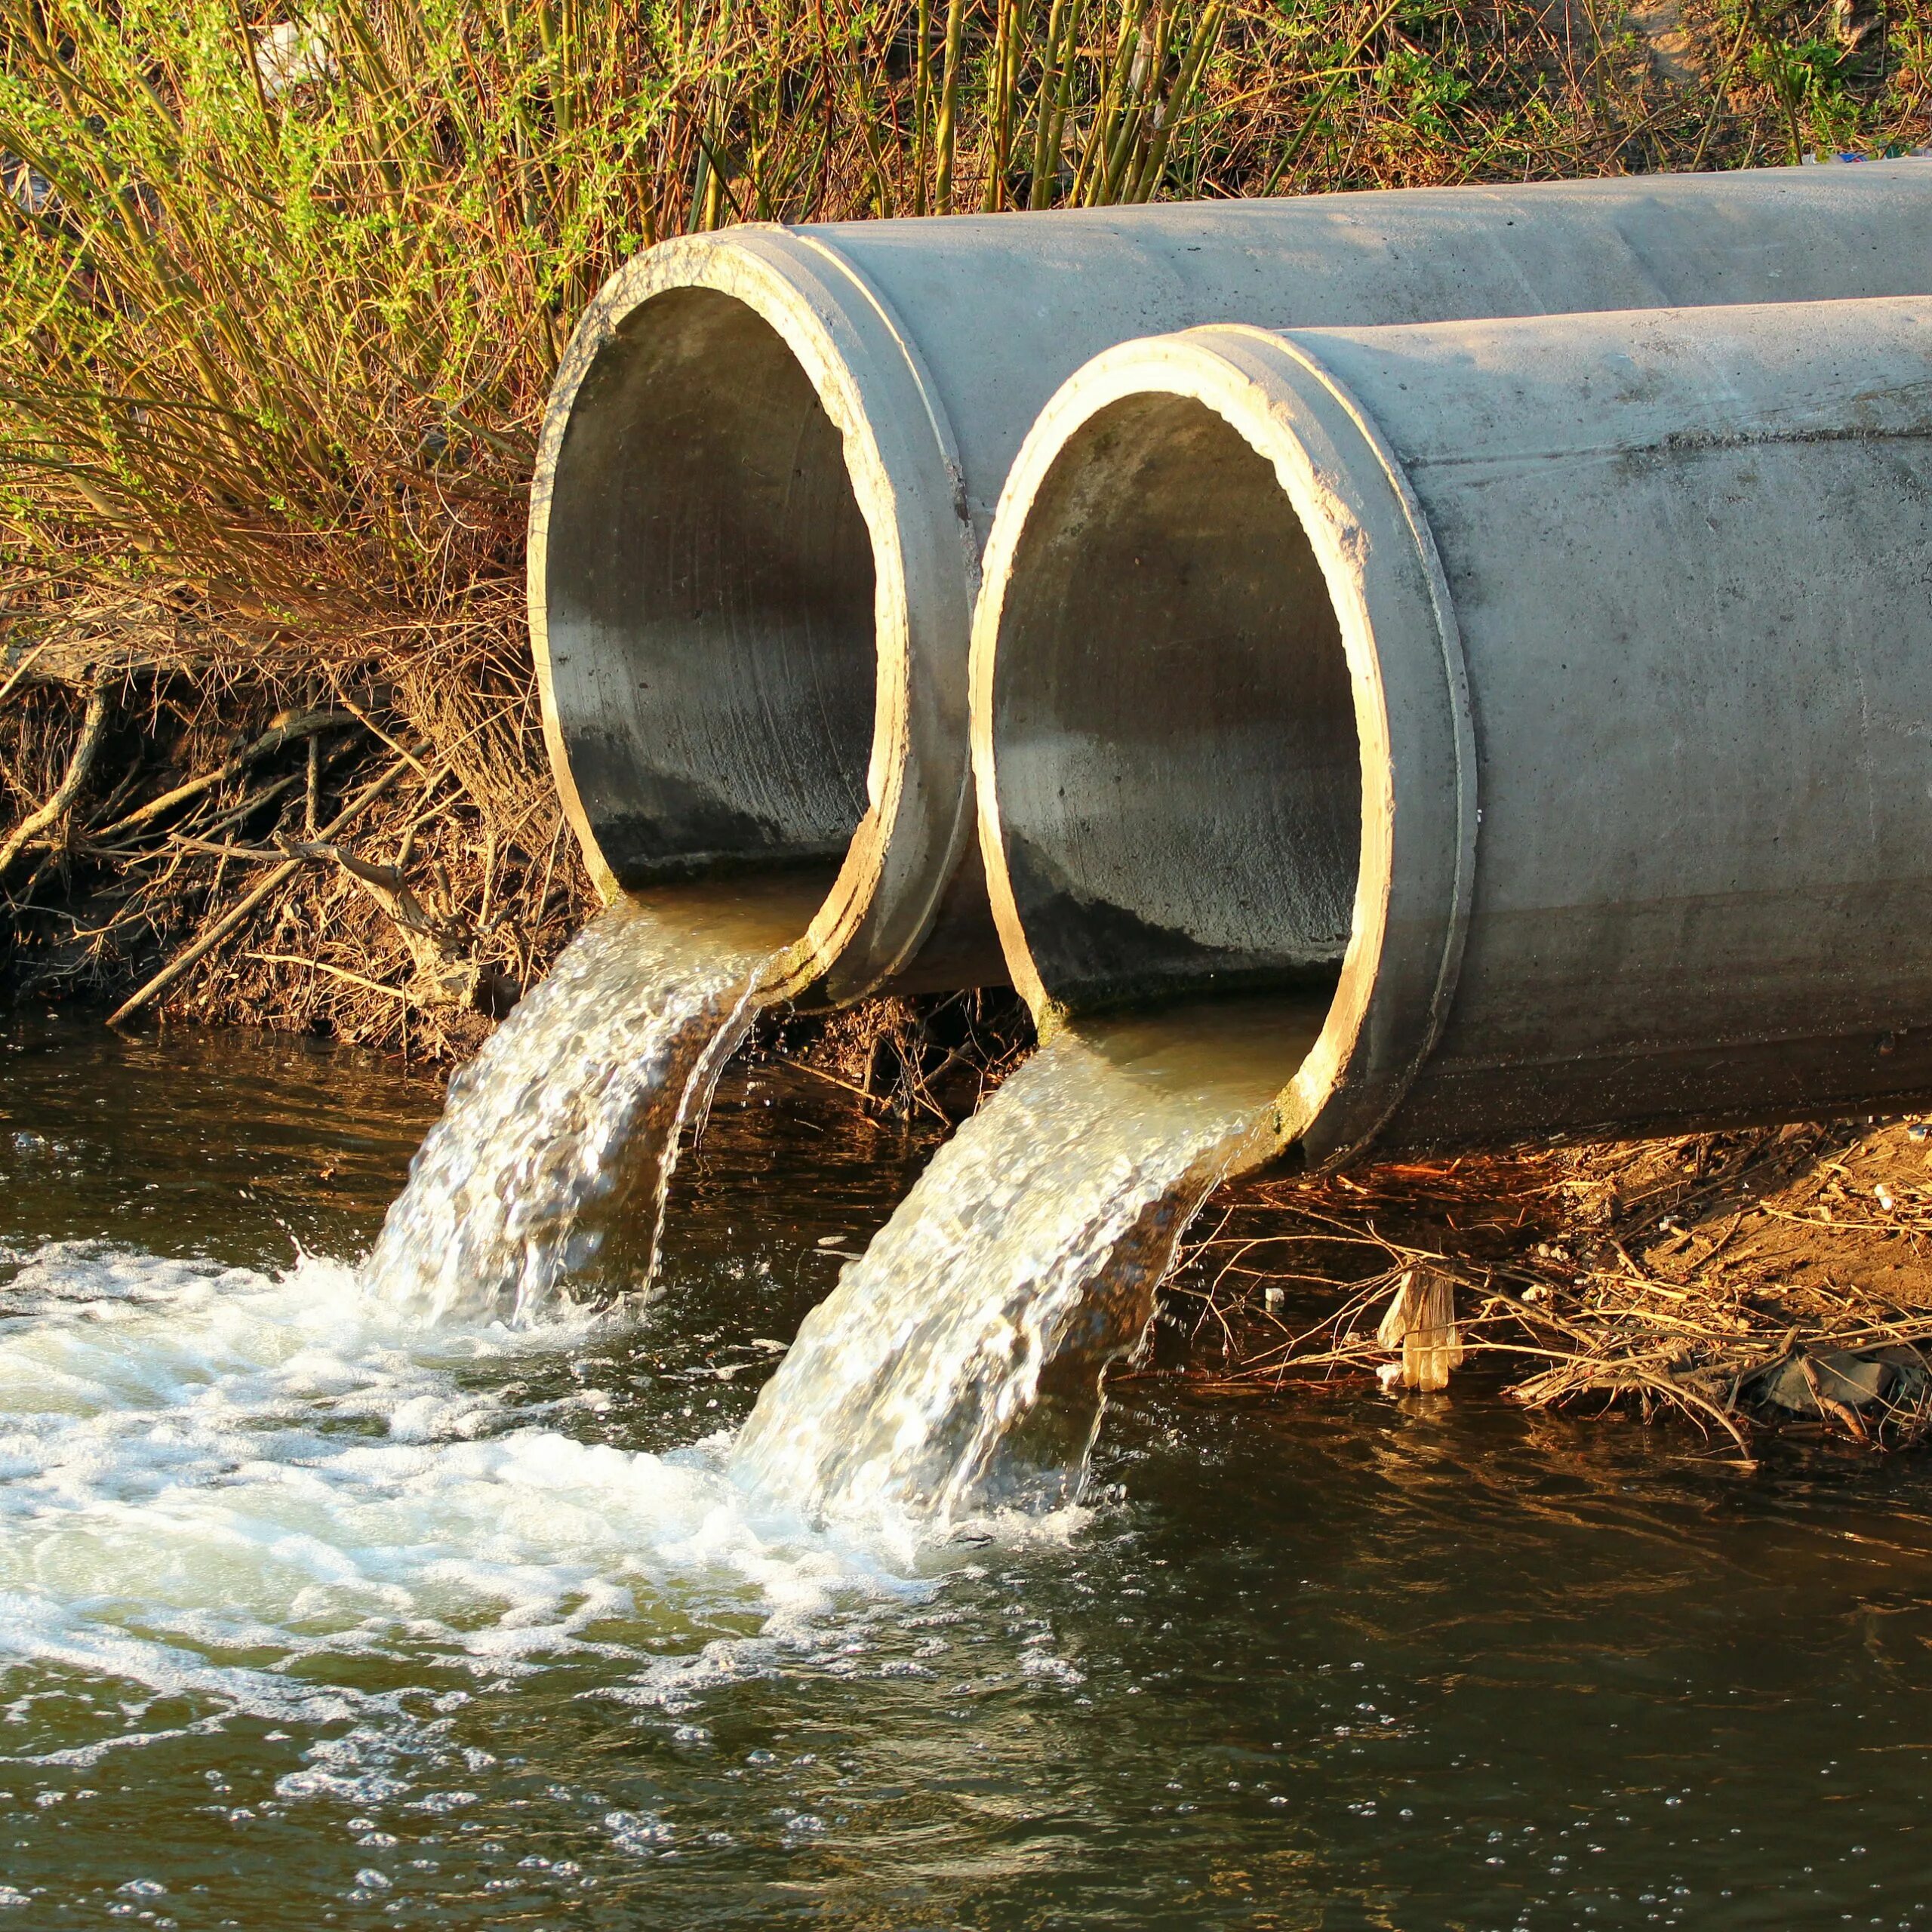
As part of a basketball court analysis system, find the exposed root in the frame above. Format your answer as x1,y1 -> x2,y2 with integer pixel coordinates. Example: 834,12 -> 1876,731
0,593 -> 594,1055
0,681 -> 109,878
105,755 -> 420,1027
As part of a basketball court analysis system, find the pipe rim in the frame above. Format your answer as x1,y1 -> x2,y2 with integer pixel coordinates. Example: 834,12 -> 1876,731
528,228 -> 976,1003
971,324 -> 1479,1167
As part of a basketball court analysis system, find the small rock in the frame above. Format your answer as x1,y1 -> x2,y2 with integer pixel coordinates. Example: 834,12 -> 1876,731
1755,1351 -> 1892,1417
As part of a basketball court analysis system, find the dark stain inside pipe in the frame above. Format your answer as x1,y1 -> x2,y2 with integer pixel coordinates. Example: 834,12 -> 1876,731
543,287 -> 876,885
992,391 -> 1361,1014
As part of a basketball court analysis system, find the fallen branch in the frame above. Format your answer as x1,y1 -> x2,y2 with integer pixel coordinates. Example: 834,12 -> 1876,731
0,683 -> 111,878
0,640 -> 54,709
245,951 -> 411,1000
94,708 -> 354,842
286,820 -> 486,1004
327,691 -> 435,780
777,1055 -> 891,1107
107,752 -> 415,1027
168,835 -> 285,860
288,837 -> 446,938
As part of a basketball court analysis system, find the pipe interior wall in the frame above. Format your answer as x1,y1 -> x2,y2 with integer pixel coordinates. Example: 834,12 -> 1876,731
988,391 -> 1358,1011
973,296 -> 1932,1160
540,287 -> 875,886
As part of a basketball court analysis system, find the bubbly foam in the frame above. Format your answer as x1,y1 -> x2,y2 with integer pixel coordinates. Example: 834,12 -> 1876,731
0,1241 -> 934,1768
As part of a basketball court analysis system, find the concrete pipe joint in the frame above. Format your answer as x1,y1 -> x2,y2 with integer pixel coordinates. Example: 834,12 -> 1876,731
971,296 -> 1932,1167
529,160 -> 1932,1007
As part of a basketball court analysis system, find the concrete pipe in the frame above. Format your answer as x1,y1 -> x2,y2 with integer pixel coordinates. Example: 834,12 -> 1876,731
529,162 -> 1932,1004
972,296 -> 1932,1164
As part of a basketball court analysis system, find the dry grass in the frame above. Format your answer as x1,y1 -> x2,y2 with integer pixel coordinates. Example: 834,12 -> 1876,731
0,583 -> 586,1055
1143,1116 -> 1932,1458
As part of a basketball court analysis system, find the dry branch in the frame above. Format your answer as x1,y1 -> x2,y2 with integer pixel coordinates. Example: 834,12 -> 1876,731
97,709 -> 353,841
106,752 -> 416,1026
0,684 -> 110,878
1144,1119 -> 1932,1457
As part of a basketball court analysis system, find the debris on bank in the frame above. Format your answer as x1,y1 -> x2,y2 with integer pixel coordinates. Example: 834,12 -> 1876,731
1149,1117 -> 1932,1459
0,598 -> 592,1060
0,605 -> 1038,1090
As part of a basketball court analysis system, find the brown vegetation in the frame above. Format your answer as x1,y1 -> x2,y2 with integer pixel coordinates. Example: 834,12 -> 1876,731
1149,1115 -> 1932,1458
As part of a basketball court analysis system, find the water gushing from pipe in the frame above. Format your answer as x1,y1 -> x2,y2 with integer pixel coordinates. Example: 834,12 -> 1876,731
731,998 -> 1321,1528
361,881 -> 819,1324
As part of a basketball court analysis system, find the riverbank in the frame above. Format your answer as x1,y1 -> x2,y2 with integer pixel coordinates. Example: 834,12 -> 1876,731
5,0 -> 1927,1055
0,591 -> 593,1063
1154,1113 -> 1932,1458
6,597 -> 1932,1460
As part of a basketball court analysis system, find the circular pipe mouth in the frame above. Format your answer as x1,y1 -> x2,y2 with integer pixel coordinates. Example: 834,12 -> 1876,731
972,328 -> 1478,1167
539,283 -> 875,889
529,233 -> 973,1003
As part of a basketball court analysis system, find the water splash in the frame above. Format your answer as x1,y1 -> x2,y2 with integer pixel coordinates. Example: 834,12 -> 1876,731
731,998 -> 1322,1530
359,881 -> 818,1325
346,860 -> 1318,1531
0,1241 -> 928,1744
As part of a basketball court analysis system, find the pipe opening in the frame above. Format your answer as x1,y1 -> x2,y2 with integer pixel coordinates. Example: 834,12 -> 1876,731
543,286 -> 877,886
991,390 -> 1362,1016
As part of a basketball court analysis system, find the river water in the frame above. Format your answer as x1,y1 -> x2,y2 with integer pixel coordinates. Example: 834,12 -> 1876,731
3,1011 -> 1932,1928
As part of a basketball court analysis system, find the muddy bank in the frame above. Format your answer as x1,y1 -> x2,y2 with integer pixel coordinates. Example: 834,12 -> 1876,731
1154,1115 -> 1932,1458
0,601 -> 593,1063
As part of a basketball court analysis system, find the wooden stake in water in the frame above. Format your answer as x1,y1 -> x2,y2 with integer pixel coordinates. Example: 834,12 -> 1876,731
1377,1267 -> 1464,1392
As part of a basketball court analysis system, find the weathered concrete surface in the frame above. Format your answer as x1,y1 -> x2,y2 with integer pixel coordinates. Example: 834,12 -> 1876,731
973,296 -> 1932,1163
529,162 -> 1932,1005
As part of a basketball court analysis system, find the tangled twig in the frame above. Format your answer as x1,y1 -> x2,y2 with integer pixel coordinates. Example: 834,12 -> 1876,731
0,681 -> 109,878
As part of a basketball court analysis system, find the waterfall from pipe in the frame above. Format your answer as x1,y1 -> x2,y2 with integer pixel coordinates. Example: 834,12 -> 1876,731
358,875 -> 1315,1526
730,998 -> 1322,1530
359,881 -> 819,1325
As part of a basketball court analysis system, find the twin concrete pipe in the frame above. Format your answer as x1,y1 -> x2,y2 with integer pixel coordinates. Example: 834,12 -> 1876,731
531,160 -> 1932,1159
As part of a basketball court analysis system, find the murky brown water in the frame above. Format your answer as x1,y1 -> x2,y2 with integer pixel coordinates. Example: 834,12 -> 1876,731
2,1012 -> 1930,1929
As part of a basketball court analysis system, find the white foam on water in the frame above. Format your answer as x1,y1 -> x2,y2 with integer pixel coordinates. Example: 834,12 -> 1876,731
0,908 -> 1277,1785
0,1241 -> 941,1777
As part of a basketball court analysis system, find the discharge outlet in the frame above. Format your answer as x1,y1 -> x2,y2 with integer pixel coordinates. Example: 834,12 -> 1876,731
531,164 -> 1932,1004
973,297 -> 1932,1163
